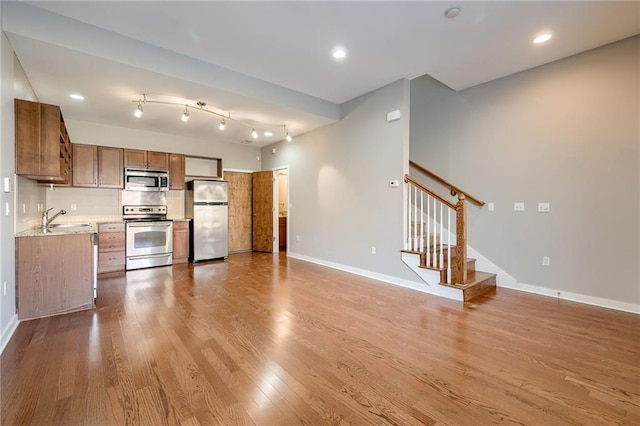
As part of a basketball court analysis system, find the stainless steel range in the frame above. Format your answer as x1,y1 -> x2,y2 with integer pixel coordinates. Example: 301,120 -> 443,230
123,204 -> 173,270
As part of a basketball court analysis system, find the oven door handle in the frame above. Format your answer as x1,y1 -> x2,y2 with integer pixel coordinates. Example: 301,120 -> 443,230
127,253 -> 172,260
127,223 -> 173,228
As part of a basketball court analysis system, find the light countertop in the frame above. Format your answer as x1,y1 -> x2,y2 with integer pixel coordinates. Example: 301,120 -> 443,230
16,223 -> 98,238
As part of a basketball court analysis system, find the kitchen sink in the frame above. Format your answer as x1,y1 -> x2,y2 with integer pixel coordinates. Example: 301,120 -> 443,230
48,223 -> 92,228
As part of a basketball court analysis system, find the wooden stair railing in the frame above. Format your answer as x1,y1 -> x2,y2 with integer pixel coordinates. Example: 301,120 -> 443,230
404,174 -> 468,285
409,160 -> 484,207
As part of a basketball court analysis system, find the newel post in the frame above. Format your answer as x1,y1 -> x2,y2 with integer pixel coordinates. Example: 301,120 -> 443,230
455,193 -> 467,284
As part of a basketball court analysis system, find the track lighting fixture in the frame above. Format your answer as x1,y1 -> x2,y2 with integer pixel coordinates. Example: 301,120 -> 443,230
131,94 -> 293,141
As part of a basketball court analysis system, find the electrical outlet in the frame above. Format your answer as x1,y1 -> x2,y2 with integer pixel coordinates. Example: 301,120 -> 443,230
70,204 -> 77,211
538,202 -> 550,213
389,180 -> 399,188
371,246 -> 376,255
514,202 -> 525,212
296,235 -> 300,242
488,202 -> 494,211
542,256 -> 550,267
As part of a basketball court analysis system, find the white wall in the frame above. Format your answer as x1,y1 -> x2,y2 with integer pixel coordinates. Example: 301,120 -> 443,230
262,79 -> 420,285
410,36 -> 639,307
65,119 -> 262,170
42,120 -> 263,219
1,22 -> 43,349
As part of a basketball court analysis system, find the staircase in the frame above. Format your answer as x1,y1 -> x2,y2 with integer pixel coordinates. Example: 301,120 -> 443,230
402,243 -> 496,302
401,162 -> 496,303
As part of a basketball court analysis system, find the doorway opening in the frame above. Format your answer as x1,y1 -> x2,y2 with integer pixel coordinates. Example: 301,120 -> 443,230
275,168 -> 289,252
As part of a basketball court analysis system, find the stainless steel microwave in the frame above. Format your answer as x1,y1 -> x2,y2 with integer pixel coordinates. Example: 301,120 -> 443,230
124,168 -> 169,191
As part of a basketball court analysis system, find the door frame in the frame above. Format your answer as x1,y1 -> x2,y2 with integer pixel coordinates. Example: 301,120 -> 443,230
272,165 -> 289,253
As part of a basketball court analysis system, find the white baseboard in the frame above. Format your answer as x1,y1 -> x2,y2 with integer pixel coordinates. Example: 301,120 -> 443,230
286,251 -> 433,292
498,281 -> 639,314
287,252 -> 465,301
1,314 -> 19,354
288,251 -> 639,314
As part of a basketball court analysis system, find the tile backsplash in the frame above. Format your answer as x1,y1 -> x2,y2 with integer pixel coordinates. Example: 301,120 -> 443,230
15,181 -> 186,233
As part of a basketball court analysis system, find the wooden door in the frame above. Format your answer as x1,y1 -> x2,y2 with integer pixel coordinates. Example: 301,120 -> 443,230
169,153 -> 185,189
124,149 -> 146,168
252,171 -> 274,252
225,171 -> 253,253
147,151 -> 169,170
98,146 -> 123,188
15,99 -> 40,176
72,144 -> 98,187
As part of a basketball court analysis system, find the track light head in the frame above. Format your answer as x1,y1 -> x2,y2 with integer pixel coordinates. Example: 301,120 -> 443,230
284,125 -> 293,142
134,102 -> 143,118
251,128 -> 258,139
181,106 -> 189,122
219,118 -> 226,131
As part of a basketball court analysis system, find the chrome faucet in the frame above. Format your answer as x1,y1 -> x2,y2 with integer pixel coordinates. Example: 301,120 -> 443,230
42,208 -> 66,230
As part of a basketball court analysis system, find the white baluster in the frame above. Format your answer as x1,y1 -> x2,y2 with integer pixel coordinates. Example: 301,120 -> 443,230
405,183 -> 410,250
419,192 -> 424,251
433,198 -> 437,268
447,208 -> 452,283
412,186 -> 418,250
426,195 -> 431,267
439,202 -> 444,269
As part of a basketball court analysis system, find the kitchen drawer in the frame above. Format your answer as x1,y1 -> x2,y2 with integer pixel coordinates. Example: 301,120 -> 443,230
98,232 -> 125,251
98,222 -> 124,233
173,220 -> 189,230
98,251 -> 125,273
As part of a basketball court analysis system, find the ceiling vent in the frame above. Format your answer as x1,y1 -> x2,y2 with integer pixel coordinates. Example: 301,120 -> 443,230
240,140 -> 253,144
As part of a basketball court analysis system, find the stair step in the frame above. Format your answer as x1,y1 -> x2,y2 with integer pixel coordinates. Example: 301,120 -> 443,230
439,271 -> 496,302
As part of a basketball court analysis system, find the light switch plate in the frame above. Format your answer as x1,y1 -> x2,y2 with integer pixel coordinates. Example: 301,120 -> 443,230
538,202 -> 550,213
514,202 -> 525,212
389,180 -> 399,188
488,202 -> 494,211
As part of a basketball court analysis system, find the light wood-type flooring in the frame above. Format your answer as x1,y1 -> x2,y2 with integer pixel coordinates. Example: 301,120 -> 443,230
2,252 -> 639,425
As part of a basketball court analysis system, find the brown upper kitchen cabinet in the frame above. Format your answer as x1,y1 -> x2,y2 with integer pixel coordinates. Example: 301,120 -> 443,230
169,153 -> 185,190
73,145 -> 123,188
98,146 -> 124,188
124,149 -> 168,170
72,144 -> 98,187
15,99 -> 69,180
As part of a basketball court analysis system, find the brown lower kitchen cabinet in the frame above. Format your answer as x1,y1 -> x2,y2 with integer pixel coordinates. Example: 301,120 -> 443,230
98,222 -> 125,274
172,220 -> 190,264
17,233 -> 94,321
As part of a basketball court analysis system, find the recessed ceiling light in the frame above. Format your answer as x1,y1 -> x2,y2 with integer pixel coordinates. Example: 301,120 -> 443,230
533,33 -> 552,44
69,93 -> 84,100
332,47 -> 347,60
264,131 -> 273,137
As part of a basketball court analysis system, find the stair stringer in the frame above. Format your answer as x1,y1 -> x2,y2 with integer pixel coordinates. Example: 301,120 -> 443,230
401,252 -> 464,302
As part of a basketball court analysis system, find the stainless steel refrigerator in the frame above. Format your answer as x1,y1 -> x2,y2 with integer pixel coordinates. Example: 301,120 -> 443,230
185,179 -> 228,262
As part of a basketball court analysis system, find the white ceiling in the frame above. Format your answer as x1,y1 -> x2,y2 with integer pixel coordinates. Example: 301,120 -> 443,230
3,1 -> 639,148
